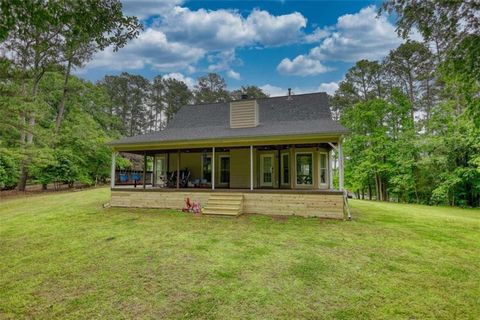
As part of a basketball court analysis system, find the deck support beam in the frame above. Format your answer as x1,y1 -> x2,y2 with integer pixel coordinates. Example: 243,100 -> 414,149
212,147 -> 215,190
250,145 -> 253,190
338,139 -> 344,191
110,151 -> 116,188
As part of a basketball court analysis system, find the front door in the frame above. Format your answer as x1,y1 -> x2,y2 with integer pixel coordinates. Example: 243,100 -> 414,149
260,154 -> 274,187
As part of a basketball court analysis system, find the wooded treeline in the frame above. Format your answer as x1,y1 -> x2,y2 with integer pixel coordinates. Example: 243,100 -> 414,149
335,1 -> 479,206
99,72 -> 267,135
0,1 -> 267,191
0,1 -> 478,207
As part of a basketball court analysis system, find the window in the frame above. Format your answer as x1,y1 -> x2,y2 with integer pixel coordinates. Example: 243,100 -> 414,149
319,153 -> 327,185
202,155 -> 212,183
219,156 -> 230,184
296,153 -> 313,185
281,153 -> 289,185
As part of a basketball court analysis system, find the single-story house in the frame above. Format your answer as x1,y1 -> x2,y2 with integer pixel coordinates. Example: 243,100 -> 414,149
108,91 -> 350,219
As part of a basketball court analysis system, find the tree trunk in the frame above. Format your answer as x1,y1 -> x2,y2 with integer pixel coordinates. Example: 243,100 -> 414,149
55,59 -> 72,134
368,182 -> 372,200
17,74 -> 42,191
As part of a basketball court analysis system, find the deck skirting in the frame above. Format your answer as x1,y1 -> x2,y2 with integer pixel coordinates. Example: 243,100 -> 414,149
110,190 -> 345,219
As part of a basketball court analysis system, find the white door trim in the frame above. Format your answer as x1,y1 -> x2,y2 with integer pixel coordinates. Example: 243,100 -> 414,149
218,155 -> 230,186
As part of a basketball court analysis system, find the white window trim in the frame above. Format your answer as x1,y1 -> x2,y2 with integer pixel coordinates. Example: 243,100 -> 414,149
318,151 -> 329,188
280,152 -> 290,186
259,153 -> 274,187
218,155 -> 230,185
295,152 -> 314,187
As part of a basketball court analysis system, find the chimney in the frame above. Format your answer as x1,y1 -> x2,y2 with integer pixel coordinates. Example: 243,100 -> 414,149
287,88 -> 293,100
241,94 -> 249,100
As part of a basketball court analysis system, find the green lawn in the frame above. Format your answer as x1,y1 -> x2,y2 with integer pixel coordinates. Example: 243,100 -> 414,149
1,188 -> 479,319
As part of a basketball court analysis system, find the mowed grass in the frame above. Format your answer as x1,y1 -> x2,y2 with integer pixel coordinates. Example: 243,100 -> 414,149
1,188 -> 479,319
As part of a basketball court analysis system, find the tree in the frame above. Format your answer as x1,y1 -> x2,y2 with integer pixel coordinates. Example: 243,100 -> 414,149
331,60 -> 383,119
0,0 -> 141,190
384,41 -> 434,125
54,0 -> 141,135
150,75 -> 165,131
164,78 -> 193,122
230,86 -> 269,100
382,0 -> 480,122
1,1 -> 63,190
194,73 -> 229,103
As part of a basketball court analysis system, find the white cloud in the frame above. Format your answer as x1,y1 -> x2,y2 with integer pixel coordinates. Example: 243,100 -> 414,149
304,27 -> 331,43
277,55 -> 331,76
246,10 -> 307,46
310,6 -> 401,62
277,5 -> 404,76
227,70 -> 241,80
86,28 -> 204,71
158,7 -> 307,50
122,0 -> 184,20
318,82 -> 339,95
260,84 -> 287,97
207,50 -> 239,72
260,84 -> 313,97
84,5 -> 308,74
261,83 -> 340,97
163,72 -> 196,89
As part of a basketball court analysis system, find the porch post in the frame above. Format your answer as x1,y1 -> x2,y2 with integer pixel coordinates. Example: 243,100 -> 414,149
339,139 -> 344,191
212,147 -> 215,190
250,145 -> 253,190
176,150 -> 180,189
143,152 -> 147,189
152,154 -> 156,188
110,151 -> 116,188
329,150 -> 334,190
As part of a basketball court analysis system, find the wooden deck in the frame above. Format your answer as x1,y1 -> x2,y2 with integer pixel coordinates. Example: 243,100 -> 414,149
111,188 -> 346,219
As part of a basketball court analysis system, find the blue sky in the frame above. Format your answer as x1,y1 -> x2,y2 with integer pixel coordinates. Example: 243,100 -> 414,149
79,0 -> 406,96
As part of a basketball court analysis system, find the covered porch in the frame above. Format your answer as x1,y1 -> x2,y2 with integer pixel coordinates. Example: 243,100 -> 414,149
109,136 -> 348,219
111,143 -> 345,192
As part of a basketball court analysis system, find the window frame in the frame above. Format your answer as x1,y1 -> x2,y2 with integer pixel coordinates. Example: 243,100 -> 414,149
295,152 -> 314,187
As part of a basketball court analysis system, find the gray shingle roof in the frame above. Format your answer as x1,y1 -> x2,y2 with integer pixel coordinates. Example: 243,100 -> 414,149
109,92 -> 348,146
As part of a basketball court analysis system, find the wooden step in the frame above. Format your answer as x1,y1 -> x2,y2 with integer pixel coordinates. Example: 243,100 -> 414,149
208,195 -> 243,200
207,200 -> 242,206
203,193 -> 244,217
205,205 -> 241,211
202,209 -> 240,216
